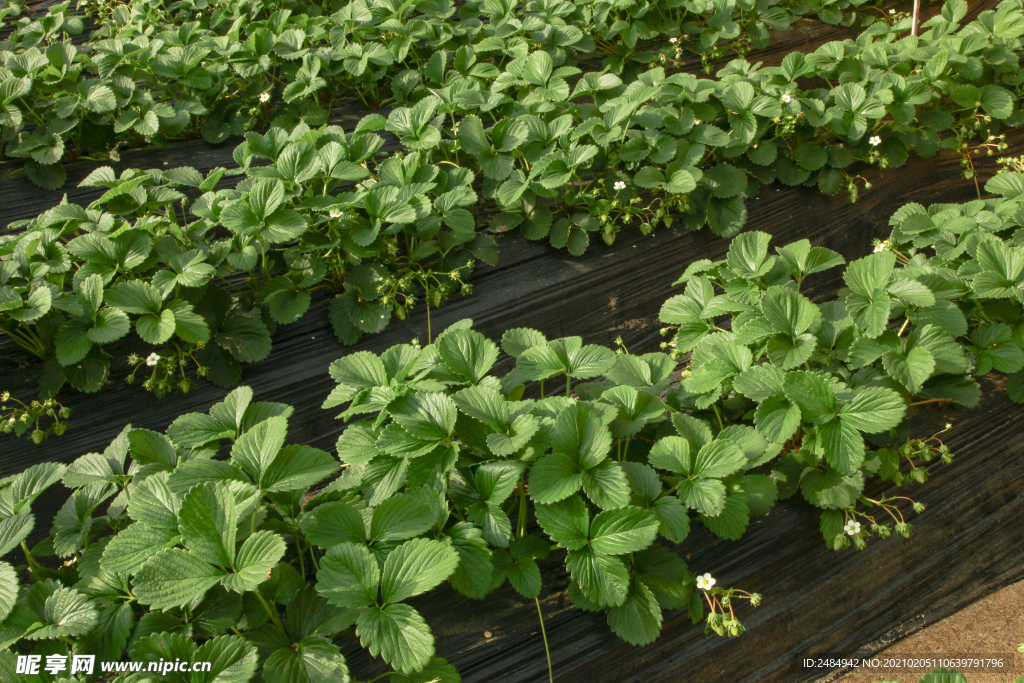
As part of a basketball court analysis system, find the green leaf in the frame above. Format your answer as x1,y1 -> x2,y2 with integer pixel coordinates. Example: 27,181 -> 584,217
844,251 -> 895,296
224,530 -> 286,593
676,478 -> 726,516
580,460 -> 631,510
370,494 -> 434,543
129,428 -> 177,467
390,393 -> 457,442
105,280 -> 162,314
380,539 -> 459,604
134,549 -> 226,609
259,277 -> 312,324
761,286 -> 819,338
438,329 -> 499,383
389,658 -> 460,683
263,636 -> 351,683
702,163 -> 746,199
883,345 -> 936,394
818,419 -> 865,475
693,439 -> 747,479
317,543 -> 380,609
754,396 -> 801,444
801,470 -> 865,509
529,452 -> 582,504
744,475 -> 778,517
0,562 -> 18,622
700,491 -> 749,540
606,579 -> 663,646
565,546 -> 630,608
178,481 -> 238,568
0,513 -> 34,559
550,402 -> 613,468
501,328 -> 547,357
783,371 -> 836,423
356,603 -> 434,674
838,387 -> 906,433
231,415 -> 287,487
726,231 -> 774,278
301,502 -> 366,548
193,634 -> 260,683
794,142 -> 828,171
263,445 -> 339,493
101,523 -> 175,577
20,585 -> 98,640
446,523 -> 494,600
589,507 -> 658,555
127,472 -> 181,531
535,496 -> 590,550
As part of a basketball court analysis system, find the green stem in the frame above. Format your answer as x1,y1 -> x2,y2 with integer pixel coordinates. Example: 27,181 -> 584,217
540,380 -> 545,398
711,404 -> 725,431
535,598 -> 554,683
296,536 -> 306,579
21,541 -> 42,571
254,589 -> 286,634
566,373 -> 571,397
363,672 -> 398,683
517,476 -> 528,537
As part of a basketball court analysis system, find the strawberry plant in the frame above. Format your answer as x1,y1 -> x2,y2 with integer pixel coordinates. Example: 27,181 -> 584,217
4,181 -> 1024,677
5,0 -> 1024,414
0,0 -> 898,189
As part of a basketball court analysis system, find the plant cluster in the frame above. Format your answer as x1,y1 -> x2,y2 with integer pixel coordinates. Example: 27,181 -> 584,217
4,184 -> 1024,679
5,0 -> 1024,423
0,126 -> 491,400
0,0 -> 892,189
0,391 -> 69,442
659,173 -> 1024,548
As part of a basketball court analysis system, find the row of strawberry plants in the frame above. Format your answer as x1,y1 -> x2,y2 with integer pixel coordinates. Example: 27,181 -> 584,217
3,186 -> 1024,680
0,0 -> 892,188
2,0 -> 1020,424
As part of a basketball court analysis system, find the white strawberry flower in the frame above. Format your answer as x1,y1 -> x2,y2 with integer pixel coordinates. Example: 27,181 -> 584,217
259,92 -> 270,103
669,37 -> 677,43
329,208 -> 343,218
693,119 -> 701,125
780,93 -> 792,103
696,573 -> 716,591
109,150 -> 120,162
874,240 -> 889,253
145,353 -> 161,367
869,135 -> 882,147
889,8 -> 896,13
844,520 -> 862,536
143,135 -> 151,143
613,181 -> 626,191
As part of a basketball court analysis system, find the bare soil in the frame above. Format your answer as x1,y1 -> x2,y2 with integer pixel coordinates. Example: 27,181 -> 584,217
823,581 -> 1024,683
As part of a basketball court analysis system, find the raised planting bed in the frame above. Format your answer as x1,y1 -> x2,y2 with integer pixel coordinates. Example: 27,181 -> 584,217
345,379 -> 1023,683
3,155 -> 1024,683
3,0 -> 1017,424
3,129 -> 1019,476
3,1 -> 1024,683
